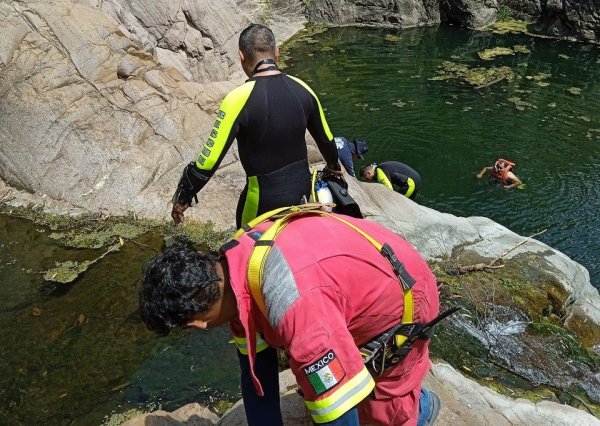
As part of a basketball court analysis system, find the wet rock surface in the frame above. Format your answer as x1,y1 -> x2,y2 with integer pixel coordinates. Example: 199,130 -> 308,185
122,367 -> 600,425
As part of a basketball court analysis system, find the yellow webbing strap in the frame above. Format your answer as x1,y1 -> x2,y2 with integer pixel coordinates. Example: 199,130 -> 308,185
238,206 -> 413,325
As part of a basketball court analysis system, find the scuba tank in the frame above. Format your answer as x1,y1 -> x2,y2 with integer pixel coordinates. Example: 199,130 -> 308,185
310,169 -> 363,218
314,180 -> 334,212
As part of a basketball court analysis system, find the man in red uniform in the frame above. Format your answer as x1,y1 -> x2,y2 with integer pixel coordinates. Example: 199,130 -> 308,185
139,213 -> 441,425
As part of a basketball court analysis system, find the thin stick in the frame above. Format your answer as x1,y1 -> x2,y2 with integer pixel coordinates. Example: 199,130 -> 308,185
489,229 -> 547,266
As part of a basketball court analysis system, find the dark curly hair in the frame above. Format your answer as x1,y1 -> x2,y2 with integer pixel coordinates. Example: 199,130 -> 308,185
139,245 -> 221,335
239,23 -> 276,63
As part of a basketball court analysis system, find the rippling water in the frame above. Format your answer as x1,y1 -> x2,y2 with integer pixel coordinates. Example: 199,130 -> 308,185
284,25 -> 600,287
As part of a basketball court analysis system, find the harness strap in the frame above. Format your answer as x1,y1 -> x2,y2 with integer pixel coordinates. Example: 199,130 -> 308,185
234,206 -> 414,327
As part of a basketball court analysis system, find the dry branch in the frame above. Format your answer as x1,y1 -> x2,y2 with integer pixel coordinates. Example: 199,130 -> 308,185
454,229 -> 547,275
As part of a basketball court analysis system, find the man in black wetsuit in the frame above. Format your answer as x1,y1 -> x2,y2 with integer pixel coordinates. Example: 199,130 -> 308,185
360,161 -> 422,200
171,23 -> 340,227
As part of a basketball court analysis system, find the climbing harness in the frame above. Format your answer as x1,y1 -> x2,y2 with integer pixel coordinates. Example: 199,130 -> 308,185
227,204 -> 459,375
360,306 -> 461,375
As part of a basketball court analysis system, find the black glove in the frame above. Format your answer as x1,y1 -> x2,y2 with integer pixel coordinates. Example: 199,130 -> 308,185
172,162 -> 210,206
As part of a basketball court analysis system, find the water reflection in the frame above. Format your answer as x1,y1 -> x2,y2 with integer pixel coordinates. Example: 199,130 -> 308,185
284,25 -> 600,287
0,215 -> 239,424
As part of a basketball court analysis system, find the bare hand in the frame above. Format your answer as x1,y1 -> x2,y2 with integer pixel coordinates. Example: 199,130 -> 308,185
171,202 -> 189,225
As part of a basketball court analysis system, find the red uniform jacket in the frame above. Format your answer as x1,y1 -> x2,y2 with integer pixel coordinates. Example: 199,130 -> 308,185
223,214 -> 439,424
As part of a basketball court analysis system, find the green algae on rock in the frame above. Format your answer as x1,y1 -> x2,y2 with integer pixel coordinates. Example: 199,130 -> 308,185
431,254 -> 600,412
43,243 -> 121,283
163,222 -> 230,252
431,61 -> 514,89
44,260 -> 95,284
486,19 -> 531,36
49,223 -> 147,249
384,34 -> 402,42
478,47 -> 514,61
508,96 -> 537,111
512,45 -> 531,54
477,44 -> 531,61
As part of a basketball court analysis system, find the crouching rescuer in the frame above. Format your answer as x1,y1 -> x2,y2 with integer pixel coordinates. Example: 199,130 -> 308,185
139,205 -> 448,425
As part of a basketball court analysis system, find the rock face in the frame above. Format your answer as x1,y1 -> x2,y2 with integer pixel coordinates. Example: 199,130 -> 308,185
0,0 -> 305,223
499,0 -> 600,42
122,367 -> 600,425
305,0 -> 600,40
305,0 -> 441,28
439,0 -> 499,28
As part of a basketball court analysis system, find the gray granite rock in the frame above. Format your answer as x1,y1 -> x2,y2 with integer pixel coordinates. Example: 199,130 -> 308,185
123,367 -> 600,425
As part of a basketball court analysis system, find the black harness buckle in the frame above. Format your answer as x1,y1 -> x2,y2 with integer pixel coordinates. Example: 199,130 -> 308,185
380,243 -> 416,290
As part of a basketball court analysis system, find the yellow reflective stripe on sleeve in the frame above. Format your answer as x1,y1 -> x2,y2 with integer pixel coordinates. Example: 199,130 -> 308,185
232,334 -> 270,355
404,178 -> 416,198
305,366 -> 375,423
256,338 -> 269,353
287,75 -> 333,141
376,168 -> 393,190
195,81 -> 255,171
232,336 -> 248,354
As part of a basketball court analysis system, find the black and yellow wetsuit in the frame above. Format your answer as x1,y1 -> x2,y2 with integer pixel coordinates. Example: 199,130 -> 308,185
376,161 -> 422,200
174,73 -> 339,227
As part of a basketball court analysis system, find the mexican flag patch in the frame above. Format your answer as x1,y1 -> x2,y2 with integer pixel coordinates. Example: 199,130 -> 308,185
304,350 -> 346,395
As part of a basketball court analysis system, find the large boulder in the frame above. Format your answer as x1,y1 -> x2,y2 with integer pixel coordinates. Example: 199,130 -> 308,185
305,0 -> 441,28
498,0 -> 600,42
440,0 -> 499,28
0,0 -> 305,223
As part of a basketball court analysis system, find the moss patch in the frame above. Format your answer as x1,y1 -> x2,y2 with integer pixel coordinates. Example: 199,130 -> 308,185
478,47 -> 514,61
384,34 -> 402,42
486,19 -> 533,36
430,61 -> 514,89
49,223 -> 146,249
43,243 -> 121,283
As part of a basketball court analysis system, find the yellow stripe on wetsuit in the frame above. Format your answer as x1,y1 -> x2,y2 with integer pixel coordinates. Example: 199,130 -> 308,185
376,168 -> 393,190
287,75 -> 333,141
404,178 -> 416,198
195,81 -> 256,171
377,168 -> 415,198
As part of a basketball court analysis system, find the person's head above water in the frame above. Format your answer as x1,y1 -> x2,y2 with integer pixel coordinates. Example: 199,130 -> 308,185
360,163 -> 377,181
494,158 -> 515,171
238,23 -> 279,77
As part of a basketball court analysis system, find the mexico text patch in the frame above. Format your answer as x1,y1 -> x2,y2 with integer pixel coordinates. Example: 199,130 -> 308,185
304,350 -> 345,395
